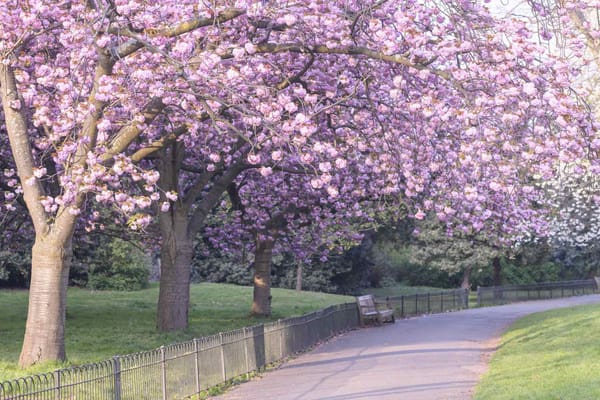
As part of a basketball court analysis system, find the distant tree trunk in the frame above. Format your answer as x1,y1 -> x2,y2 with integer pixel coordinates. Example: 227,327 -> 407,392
461,265 -> 472,290
19,234 -> 73,366
296,263 -> 303,291
157,211 -> 193,331
492,257 -> 502,286
252,238 -> 275,316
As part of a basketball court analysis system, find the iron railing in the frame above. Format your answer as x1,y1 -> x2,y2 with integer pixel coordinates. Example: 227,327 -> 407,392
476,279 -> 599,306
378,288 -> 469,318
0,303 -> 359,400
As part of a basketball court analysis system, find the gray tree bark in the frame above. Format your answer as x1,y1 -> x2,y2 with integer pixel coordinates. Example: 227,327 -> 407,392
461,265 -> 472,290
18,237 -> 72,366
252,238 -> 275,316
492,257 -> 502,286
157,211 -> 193,331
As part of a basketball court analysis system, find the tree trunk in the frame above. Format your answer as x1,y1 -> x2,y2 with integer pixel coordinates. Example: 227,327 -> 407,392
157,212 -> 193,331
252,238 -> 274,316
492,257 -> 502,286
461,265 -> 472,290
295,263 -> 303,292
19,237 -> 72,366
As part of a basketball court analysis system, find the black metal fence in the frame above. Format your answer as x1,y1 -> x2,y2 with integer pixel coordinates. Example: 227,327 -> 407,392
379,288 -> 469,318
0,303 -> 359,400
476,279 -> 599,306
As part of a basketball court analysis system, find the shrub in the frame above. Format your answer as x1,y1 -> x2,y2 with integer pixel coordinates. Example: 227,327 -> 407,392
88,238 -> 150,291
0,250 -> 31,288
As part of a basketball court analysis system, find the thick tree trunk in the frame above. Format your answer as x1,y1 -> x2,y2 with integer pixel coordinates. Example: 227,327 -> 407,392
295,263 -> 303,292
19,237 -> 72,366
461,265 -> 472,290
157,214 -> 193,331
492,257 -> 502,286
252,238 -> 274,316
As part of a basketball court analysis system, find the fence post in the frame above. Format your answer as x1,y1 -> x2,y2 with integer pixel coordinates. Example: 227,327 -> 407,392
440,291 -> 444,312
477,286 -> 481,307
194,339 -> 201,395
243,328 -> 250,375
160,346 -> 167,400
219,333 -> 227,382
112,357 -> 121,400
452,291 -> 456,309
415,294 -> 418,315
401,295 -> 404,317
279,320 -> 284,359
55,370 -> 61,400
465,288 -> 469,309
427,293 -> 431,313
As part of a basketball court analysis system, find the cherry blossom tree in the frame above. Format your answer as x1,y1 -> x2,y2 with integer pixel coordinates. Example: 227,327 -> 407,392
0,1 -> 249,366
1,0 -> 597,366
153,0 -> 599,330
202,168 -> 375,316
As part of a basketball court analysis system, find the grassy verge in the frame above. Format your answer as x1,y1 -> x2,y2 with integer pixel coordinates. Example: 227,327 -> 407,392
0,283 -> 351,381
474,303 -> 600,399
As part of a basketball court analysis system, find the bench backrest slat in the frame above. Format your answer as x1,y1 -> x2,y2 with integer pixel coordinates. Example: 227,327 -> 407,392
357,295 -> 377,313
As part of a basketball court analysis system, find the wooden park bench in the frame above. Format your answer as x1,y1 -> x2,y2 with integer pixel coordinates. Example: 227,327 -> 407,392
356,294 -> 395,327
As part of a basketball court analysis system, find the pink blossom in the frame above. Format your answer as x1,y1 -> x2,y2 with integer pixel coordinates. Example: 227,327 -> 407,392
259,167 -> 273,176
247,154 -> 261,165
310,178 -> 323,189
165,191 -> 178,201
414,210 -> 426,220
326,186 -> 339,198
33,167 -> 46,178
319,162 -> 332,173
271,150 -> 283,161
335,158 -> 347,169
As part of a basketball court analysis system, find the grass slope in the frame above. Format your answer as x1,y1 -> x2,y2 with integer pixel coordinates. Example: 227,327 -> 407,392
474,303 -> 600,400
364,284 -> 447,297
0,283 -> 351,381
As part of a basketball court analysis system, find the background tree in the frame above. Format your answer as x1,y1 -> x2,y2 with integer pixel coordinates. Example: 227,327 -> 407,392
203,168 -> 374,316
410,217 -> 502,289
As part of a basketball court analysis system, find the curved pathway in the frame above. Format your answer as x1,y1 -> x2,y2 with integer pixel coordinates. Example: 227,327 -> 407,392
215,295 -> 600,400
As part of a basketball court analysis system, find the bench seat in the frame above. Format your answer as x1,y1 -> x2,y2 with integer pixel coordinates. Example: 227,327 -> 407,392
356,294 -> 395,326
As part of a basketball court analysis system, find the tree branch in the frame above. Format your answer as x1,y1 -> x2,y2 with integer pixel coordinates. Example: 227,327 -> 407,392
100,97 -> 166,163
187,161 -> 252,237
130,125 -> 186,163
255,43 -> 449,79
110,8 -> 246,59
0,64 -> 49,234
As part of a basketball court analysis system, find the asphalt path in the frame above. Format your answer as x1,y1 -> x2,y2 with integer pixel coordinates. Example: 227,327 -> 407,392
215,294 -> 600,400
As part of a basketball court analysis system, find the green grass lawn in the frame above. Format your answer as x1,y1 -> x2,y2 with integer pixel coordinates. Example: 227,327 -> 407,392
363,283 -> 448,297
474,303 -> 600,400
0,283 -> 351,382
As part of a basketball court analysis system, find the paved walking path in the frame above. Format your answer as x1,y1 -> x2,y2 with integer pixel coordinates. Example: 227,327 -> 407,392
215,295 -> 600,400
